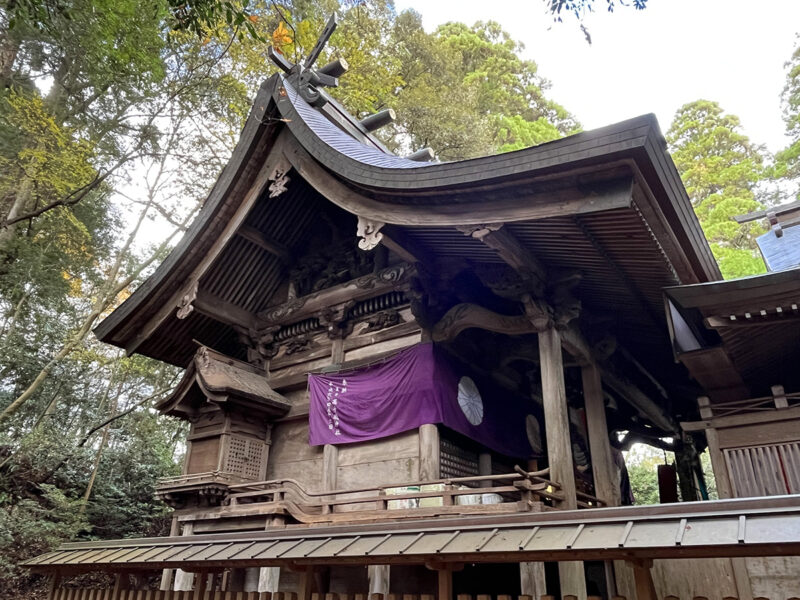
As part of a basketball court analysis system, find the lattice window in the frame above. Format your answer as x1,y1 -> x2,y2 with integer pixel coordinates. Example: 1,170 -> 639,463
440,436 -> 478,480
725,442 -> 800,497
225,436 -> 266,481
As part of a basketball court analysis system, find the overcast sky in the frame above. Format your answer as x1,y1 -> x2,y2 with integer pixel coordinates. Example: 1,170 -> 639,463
394,0 -> 800,154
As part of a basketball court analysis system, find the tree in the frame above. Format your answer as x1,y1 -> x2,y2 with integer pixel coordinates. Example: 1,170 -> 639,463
545,0 -> 648,21
776,38 -> 800,199
666,100 -> 769,279
625,444 -> 718,505
625,444 -> 669,505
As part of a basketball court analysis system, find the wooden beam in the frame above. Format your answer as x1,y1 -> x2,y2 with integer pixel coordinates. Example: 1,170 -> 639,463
237,225 -> 291,261
380,225 -> 432,264
259,263 -> 415,326
193,289 -> 259,330
582,363 -> 621,507
676,346 -> 750,403
681,404 -> 800,432
705,312 -> 800,328
457,225 -> 546,295
431,303 -> 543,342
601,367 -> 677,434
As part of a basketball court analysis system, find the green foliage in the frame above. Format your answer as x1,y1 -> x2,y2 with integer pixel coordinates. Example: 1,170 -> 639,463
0,484 -> 87,587
666,100 -> 769,279
495,114 -> 563,153
776,38 -> 800,201
546,0 -> 648,21
625,444 -> 669,506
626,445 -> 718,505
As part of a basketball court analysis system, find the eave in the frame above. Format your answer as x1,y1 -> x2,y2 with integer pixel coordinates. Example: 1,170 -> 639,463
664,267 -> 800,399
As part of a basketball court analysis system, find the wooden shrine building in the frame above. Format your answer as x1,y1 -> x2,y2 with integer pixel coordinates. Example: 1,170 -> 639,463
24,17 -> 800,600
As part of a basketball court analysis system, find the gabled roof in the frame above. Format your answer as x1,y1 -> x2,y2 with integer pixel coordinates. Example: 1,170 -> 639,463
95,73 -> 718,363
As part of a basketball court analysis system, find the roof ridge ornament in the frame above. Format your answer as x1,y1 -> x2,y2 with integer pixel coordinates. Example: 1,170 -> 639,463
268,13 -> 346,108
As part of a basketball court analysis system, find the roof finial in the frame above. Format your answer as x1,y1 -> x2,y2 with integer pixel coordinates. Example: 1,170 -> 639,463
268,13 -> 347,108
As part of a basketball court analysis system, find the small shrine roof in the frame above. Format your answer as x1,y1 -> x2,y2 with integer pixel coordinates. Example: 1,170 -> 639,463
665,267 -> 800,397
157,346 -> 290,418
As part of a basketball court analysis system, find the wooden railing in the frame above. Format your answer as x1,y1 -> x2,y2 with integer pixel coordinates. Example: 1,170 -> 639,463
200,468 -> 604,524
49,590 -> 797,600
157,472 -> 248,486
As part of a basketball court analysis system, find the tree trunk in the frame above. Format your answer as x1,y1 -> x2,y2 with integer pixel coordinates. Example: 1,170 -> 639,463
0,0 -> 20,84
0,176 -> 34,253
79,367 -> 123,512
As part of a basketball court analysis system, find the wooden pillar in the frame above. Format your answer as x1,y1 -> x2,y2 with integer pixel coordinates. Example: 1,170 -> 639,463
437,568 -> 452,600
331,337 -> 345,364
581,364 -> 620,507
697,397 -> 732,499
193,570 -> 208,600
697,397 -> 753,600
259,567 -> 281,593
478,452 -> 492,488
539,327 -> 586,600
229,568 -> 247,591
520,562 -> 546,598
367,565 -> 389,596
160,515 -> 180,590
174,521 -> 196,591
322,443 -> 338,517
244,567 -> 261,592
299,568 -> 316,600
418,423 -> 440,481
539,328 -> 577,507
323,444 -> 338,492
581,364 -> 619,600
629,560 -> 656,600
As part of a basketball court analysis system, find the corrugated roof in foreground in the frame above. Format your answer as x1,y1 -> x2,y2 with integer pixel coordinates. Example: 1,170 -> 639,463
24,496 -> 800,572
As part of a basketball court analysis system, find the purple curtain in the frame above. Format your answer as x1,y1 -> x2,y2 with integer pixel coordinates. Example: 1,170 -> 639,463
308,343 -> 534,458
